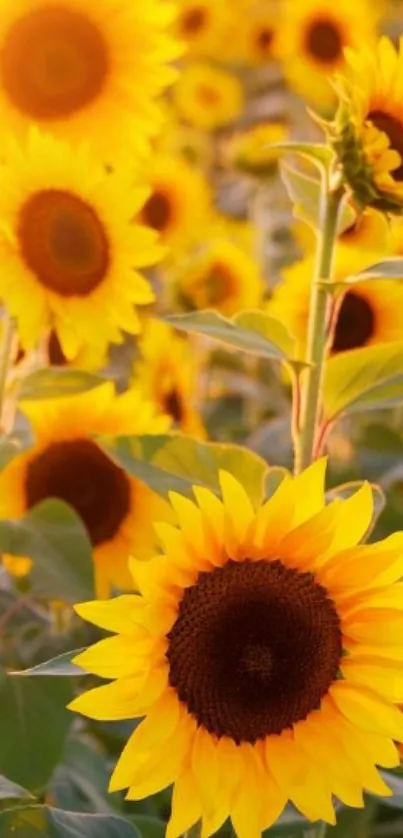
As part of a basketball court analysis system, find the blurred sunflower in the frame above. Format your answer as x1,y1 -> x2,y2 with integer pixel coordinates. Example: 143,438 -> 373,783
173,239 -> 264,316
267,250 -> 403,358
276,0 -> 377,112
174,0 -> 227,58
241,4 -> 278,66
173,63 -> 244,130
0,383 -> 171,598
138,153 -> 212,257
332,38 -> 403,212
70,462 -> 403,833
14,329 -> 108,372
0,130 -> 160,359
134,319 -> 205,438
228,121 -> 289,177
0,0 -> 181,161
295,208 -> 391,257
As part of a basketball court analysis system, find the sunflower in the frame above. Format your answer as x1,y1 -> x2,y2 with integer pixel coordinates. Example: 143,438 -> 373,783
0,0 -> 181,161
227,121 -> 290,178
267,249 -> 403,358
276,0 -> 377,112
331,37 -> 403,212
0,130 -> 161,359
172,63 -> 244,131
240,3 -> 278,66
174,0 -> 228,59
172,239 -> 264,317
135,319 -> 205,437
0,382 -> 171,598
137,153 -> 212,258
294,208 -> 391,258
70,461 -> 403,835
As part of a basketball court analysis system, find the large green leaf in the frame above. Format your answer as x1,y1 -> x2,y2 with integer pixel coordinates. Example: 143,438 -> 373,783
50,738 -> 119,816
129,815 -> 166,838
100,434 -> 268,507
0,805 -> 141,837
166,310 -> 297,363
328,802 -> 377,837
11,649 -> 86,678
0,669 -> 73,792
280,160 -> 354,233
0,500 -> 94,602
266,141 -> 334,169
345,258 -> 403,284
323,342 -> 403,419
18,369 -> 105,401
0,775 -> 33,808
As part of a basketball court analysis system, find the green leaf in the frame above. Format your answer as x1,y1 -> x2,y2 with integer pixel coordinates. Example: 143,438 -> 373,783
166,309 -> 297,363
0,775 -> 33,805
328,802 -> 378,836
100,434 -> 268,507
267,141 -> 334,168
0,805 -> 141,837
345,258 -> 403,284
0,433 -> 31,472
265,466 -> 290,499
50,738 -> 120,816
375,771 -> 403,809
10,649 -> 86,677
19,369 -> 105,401
323,342 -> 403,419
280,160 -> 354,233
0,669 -> 73,792
0,500 -> 94,602
129,815 -> 166,838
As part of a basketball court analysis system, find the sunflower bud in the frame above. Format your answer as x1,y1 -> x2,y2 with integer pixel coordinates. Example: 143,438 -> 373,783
227,122 -> 289,178
329,37 -> 403,214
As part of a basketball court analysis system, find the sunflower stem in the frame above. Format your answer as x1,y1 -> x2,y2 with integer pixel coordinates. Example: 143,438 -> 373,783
294,175 -> 344,473
0,309 -> 16,432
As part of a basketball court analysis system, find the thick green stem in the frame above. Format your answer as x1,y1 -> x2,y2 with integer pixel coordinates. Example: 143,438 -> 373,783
294,180 -> 344,473
0,311 -> 15,431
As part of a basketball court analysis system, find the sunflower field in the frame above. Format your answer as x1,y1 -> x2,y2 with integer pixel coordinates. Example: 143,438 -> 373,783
6,1 -> 403,837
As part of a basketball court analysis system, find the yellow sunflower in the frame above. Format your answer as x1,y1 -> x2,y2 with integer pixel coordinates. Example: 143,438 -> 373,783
174,0 -> 228,59
276,0 -> 377,112
0,382 -> 171,598
137,153 -> 212,258
134,319 -> 205,438
227,121 -> 290,178
240,3 -> 278,66
172,63 -> 244,131
332,37 -> 403,212
70,460 -> 403,834
0,130 -> 161,359
0,0 -> 181,161
294,208 -> 391,258
267,249 -> 403,358
172,239 -> 265,317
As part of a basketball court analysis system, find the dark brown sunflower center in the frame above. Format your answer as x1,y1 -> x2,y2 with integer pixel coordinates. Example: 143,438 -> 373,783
25,438 -> 130,546
204,262 -> 234,305
167,558 -> 342,744
163,388 -> 184,424
181,7 -> 208,35
18,189 -> 110,297
368,110 -> 403,181
47,330 -> 68,366
256,27 -> 274,54
305,19 -> 343,63
1,6 -> 109,120
332,291 -> 375,352
142,191 -> 173,233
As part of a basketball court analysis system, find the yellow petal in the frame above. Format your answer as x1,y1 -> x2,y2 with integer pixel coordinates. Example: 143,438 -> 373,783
344,610 -> 403,645
231,746 -> 266,838
342,656 -> 403,703
266,734 -> 335,824
68,676 -> 145,721
291,457 -> 327,528
169,492 -> 205,551
193,485 -> 226,566
219,470 -> 255,545
167,769 -> 202,838
251,475 -> 294,552
330,682 -> 403,740
191,727 -> 219,814
125,716 -> 192,800
320,482 -> 374,559
74,595 -> 145,634
125,688 -> 181,752
72,634 -> 152,679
